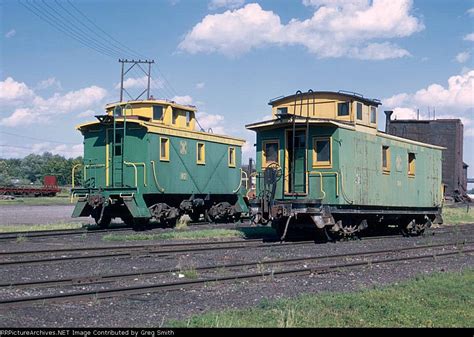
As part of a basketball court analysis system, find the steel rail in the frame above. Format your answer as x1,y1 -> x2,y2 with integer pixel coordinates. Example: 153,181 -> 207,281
1,245 -> 471,308
1,241 -> 470,290
0,221 -> 236,241
2,228 -> 472,266
0,239 -> 317,267
0,227 -> 130,241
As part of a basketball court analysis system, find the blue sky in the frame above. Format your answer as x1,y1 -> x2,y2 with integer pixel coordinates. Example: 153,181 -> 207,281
1,0 -> 473,179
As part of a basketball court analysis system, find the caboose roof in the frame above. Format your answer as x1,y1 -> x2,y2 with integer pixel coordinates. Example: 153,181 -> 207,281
268,91 -> 382,107
105,99 -> 197,112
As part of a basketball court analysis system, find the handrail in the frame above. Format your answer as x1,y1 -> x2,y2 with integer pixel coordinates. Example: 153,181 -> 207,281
71,163 -> 83,189
308,171 -> 326,200
233,168 -> 248,193
150,160 -> 165,193
124,161 -> 147,187
309,171 -> 339,198
124,162 -> 138,187
242,169 -> 249,190
83,164 -> 105,182
340,170 -> 354,204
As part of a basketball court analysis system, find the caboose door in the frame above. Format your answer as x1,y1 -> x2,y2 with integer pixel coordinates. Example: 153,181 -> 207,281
286,129 -> 307,194
106,128 -> 124,187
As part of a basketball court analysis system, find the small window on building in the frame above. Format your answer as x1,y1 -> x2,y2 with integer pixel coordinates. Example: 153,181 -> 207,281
228,147 -> 236,167
357,103 -> 363,120
262,141 -> 279,167
382,146 -> 390,173
172,109 -> 178,125
408,152 -> 416,176
185,111 -> 191,127
370,106 -> 377,123
337,102 -> 349,116
276,107 -> 288,116
153,106 -> 163,120
113,106 -> 122,117
197,142 -> 205,165
313,137 -> 331,167
160,137 -> 169,161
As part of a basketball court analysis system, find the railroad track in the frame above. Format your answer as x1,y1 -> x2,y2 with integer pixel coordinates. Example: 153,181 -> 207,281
2,226 -> 472,267
0,241 -> 471,308
0,238 -> 315,266
0,221 -> 239,242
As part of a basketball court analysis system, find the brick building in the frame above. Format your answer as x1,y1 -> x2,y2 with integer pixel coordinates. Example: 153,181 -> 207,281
385,111 -> 468,198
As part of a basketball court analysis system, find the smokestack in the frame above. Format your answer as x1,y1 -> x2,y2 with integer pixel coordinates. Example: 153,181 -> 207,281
384,110 -> 393,133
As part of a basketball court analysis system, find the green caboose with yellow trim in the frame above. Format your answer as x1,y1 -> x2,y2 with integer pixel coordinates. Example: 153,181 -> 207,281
72,99 -> 247,227
246,90 -> 444,239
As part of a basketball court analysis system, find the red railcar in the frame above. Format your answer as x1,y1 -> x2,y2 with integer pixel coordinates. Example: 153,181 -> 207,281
0,176 -> 61,197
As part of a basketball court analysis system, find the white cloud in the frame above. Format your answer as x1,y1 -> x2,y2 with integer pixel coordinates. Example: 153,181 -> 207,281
195,111 -> 226,134
456,51 -> 470,63
467,8 -> 474,16
384,70 -> 474,136
35,77 -> 62,91
196,82 -> 205,89
179,1 -> 423,60
0,77 -> 107,127
463,33 -> 474,42
0,77 -> 35,104
171,95 -> 194,105
4,29 -> 16,38
209,0 -> 245,10
31,143 -> 84,158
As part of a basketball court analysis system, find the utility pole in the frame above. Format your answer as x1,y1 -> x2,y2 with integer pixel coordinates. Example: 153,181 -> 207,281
118,59 -> 155,102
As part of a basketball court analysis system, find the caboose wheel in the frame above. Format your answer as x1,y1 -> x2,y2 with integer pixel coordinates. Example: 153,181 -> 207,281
324,226 -> 341,242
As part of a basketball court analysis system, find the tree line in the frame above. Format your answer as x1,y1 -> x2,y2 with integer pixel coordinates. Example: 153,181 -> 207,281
0,153 -> 83,186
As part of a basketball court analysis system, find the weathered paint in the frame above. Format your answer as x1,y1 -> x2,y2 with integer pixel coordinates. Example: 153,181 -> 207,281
253,122 -> 443,209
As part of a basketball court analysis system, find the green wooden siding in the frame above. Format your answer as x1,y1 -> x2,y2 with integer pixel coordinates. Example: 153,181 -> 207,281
255,125 -> 442,208
82,124 -> 241,196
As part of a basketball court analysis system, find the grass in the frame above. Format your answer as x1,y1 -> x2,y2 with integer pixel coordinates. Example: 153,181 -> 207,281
102,226 -> 276,242
103,228 -> 244,242
442,203 -> 474,225
169,270 -> 474,328
0,196 -> 72,206
0,223 -> 84,233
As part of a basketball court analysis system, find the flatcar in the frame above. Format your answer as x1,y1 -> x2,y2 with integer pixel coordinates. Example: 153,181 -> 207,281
245,90 -> 444,239
71,99 -> 248,227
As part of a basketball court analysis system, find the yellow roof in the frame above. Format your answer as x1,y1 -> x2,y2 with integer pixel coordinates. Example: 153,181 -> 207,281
105,99 -> 197,112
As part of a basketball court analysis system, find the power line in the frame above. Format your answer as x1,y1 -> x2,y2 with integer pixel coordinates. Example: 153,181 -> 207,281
20,0 -> 181,98
19,0 -> 117,59
65,0 -> 145,60
0,130 -> 77,145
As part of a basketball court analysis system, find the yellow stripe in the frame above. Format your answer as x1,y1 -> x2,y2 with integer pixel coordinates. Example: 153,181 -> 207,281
77,119 -> 245,147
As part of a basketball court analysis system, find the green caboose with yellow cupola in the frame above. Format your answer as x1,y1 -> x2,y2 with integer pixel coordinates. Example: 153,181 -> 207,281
72,99 -> 248,227
246,90 -> 444,239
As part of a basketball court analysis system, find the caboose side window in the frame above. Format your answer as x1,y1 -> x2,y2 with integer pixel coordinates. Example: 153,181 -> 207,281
356,103 -> 363,120
153,106 -> 163,120
313,137 -> 331,168
262,140 -> 279,167
337,102 -> 349,116
172,109 -> 178,125
382,146 -> 390,173
370,106 -> 377,123
228,147 -> 236,167
197,142 -> 206,165
408,152 -> 416,176
186,111 -> 191,127
160,137 -> 169,161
